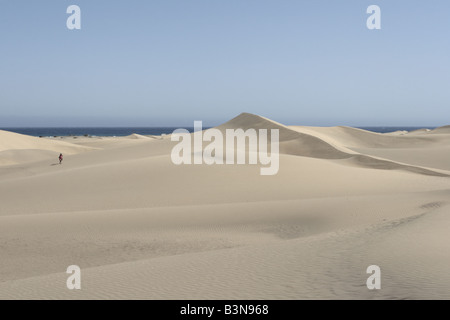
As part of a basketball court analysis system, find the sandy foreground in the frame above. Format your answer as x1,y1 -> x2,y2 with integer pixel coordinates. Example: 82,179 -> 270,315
0,113 -> 449,299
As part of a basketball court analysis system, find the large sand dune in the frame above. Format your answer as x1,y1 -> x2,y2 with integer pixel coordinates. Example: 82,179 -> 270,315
0,113 -> 449,299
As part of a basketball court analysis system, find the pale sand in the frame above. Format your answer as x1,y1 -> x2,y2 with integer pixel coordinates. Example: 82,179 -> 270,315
0,113 -> 449,299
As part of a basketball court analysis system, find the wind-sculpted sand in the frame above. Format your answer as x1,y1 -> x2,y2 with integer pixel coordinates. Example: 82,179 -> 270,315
0,113 -> 449,299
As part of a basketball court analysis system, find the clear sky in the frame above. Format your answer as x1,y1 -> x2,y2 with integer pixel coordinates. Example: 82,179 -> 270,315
1,0 -> 449,127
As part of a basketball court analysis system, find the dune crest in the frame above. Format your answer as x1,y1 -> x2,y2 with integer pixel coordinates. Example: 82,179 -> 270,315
431,125 -> 450,134
0,130 -> 95,165
124,133 -> 153,140
214,113 -> 449,176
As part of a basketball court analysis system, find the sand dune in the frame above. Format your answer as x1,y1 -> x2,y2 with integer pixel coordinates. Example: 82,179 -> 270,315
0,113 -> 449,299
124,133 -> 154,140
220,114 -> 449,176
430,125 -> 450,134
406,128 -> 431,135
0,130 -> 95,166
288,124 -> 448,148
0,130 -> 94,153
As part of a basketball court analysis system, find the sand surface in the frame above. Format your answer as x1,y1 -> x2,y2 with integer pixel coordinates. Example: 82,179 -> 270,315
0,113 -> 449,299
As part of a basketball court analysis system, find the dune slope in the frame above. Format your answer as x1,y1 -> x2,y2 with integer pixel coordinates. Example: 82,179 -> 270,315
0,113 -> 449,299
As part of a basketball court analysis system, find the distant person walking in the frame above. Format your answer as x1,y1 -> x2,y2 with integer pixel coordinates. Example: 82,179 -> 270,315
59,153 -> 63,164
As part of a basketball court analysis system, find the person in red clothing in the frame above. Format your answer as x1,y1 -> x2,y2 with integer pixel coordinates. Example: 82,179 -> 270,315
59,153 -> 63,164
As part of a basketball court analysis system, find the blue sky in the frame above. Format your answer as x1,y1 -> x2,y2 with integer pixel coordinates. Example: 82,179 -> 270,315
1,0 -> 449,126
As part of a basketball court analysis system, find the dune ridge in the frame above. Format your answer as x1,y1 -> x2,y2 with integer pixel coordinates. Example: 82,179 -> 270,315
0,113 -> 449,299
0,130 -> 95,153
217,113 -> 449,176
430,125 -> 450,134
0,130 -> 96,165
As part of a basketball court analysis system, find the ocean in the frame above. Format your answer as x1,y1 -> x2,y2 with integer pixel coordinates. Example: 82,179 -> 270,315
0,126 -> 435,137
0,127 -> 197,137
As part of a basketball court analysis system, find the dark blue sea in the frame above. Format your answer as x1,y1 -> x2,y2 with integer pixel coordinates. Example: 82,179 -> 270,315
0,127 -> 435,137
0,127 -> 197,137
